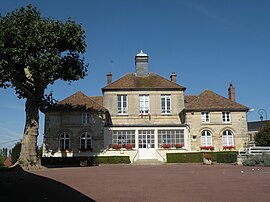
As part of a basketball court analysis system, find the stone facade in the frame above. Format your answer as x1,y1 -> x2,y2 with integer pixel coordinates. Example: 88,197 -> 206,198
43,51 -> 249,162
187,111 -> 248,151
43,109 -> 107,157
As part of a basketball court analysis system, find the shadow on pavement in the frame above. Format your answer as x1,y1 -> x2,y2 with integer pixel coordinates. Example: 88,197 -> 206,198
0,165 -> 95,202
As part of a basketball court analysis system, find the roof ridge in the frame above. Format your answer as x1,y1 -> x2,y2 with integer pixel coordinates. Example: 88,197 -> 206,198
87,96 -> 104,109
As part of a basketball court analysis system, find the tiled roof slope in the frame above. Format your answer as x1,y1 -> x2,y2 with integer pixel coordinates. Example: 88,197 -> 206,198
248,120 -> 270,132
102,73 -> 186,91
58,91 -> 105,110
185,90 -> 249,111
185,95 -> 198,103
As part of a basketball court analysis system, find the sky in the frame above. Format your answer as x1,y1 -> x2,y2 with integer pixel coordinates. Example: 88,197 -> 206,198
0,0 -> 270,149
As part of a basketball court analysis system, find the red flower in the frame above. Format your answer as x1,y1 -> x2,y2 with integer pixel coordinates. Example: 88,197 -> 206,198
200,146 -> 214,151
175,144 -> 184,148
112,144 -> 121,149
124,144 -> 133,150
162,144 -> 171,149
223,146 -> 235,150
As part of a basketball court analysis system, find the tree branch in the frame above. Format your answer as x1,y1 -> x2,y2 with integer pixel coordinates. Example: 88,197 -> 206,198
12,78 -> 35,100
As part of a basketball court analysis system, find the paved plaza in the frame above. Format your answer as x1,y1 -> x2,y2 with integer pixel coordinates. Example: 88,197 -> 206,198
1,164 -> 270,202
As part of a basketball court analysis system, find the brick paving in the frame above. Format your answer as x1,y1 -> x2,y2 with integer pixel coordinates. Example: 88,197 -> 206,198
28,164 -> 270,202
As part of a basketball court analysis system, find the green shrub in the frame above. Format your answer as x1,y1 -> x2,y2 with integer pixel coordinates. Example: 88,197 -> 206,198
41,156 -> 131,167
167,153 -> 203,163
11,142 -> 21,164
242,154 -> 270,167
167,151 -> 238,163
96,156 -> 131,164
254,123 -> 270,146
242,158 -> 256,166
0,156 -> 5,166
216,153 -> 237,163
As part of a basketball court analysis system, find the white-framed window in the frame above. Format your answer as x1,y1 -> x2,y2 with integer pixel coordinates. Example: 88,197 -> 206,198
139,95 -> 150,115
82,113 -> 90,124
139,130 -> 155,148
80,132 -> 92,149
117,95 -> 127,115
112,130 -> 135,148
201,112 -> 210,123
201,130 -> 212,146
158,130 -> 184,148
59,132 -> 70,150
222,130 -> 234,146
161,95 -> 171,114
222,112 -> 231,123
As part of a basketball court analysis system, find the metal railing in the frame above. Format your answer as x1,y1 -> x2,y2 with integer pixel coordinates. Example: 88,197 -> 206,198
238,146 -> 270,156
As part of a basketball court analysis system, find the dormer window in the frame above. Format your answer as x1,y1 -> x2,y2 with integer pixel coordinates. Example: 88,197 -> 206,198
201,112 -> 210,123
139,95 -> 150,115
117,95 -> 127,115
161,95 -> 171,114
222,112 -> 231,123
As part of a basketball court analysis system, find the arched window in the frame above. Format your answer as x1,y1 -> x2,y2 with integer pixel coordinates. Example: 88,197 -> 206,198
80,132 -> 92,149
201,130 -> 212,146
59,132 -> 70,150
222,130 -> 234,146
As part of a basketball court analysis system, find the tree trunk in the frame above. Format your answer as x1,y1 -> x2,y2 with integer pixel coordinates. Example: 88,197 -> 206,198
19,98 -> 39,163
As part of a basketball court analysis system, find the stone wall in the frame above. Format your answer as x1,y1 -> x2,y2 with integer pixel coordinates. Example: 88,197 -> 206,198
43,110 -> 106,157
186,111 -> 248,151
103,90 -> 185,125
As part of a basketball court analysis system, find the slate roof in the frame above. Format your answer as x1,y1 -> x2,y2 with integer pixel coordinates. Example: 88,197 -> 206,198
248,120 -> 270,132
185,90 -> 249,111
57,91 -> 106,111
102,73 -> 186,91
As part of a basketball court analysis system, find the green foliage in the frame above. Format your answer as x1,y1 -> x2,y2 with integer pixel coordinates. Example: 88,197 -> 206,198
167,151 -> 237,163
41,156 -> 131,167
96,156 -> 131,164
11,142 -> 21,164
216,153 -> 237,163
0,156 -> 5,166
0,5 -> 87,103
243,154 -> 270,167
254,123 -> 270,146
167,153 -> 203,163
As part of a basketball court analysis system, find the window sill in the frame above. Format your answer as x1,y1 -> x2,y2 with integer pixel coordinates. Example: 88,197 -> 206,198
161,113 -> 172,116
117,114 -> 128,116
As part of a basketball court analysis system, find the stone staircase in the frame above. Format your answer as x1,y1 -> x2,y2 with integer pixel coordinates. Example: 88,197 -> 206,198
132,159 -> 164,165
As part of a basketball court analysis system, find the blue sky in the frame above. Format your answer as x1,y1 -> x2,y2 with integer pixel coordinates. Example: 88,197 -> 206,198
1,0 -> 270,149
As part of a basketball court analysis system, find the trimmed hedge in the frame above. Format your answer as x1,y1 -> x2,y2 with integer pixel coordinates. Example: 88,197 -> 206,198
167,151 -> 237,163
96,156 -> 130,164
41,156 -> 131,167
167,153 -> 203,163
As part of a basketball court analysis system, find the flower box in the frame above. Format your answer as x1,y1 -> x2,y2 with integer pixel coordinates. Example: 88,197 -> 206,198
175,144 -> 184,149
124,144 -> 133,150
200,146 -> 214,151
112,144 -> 121,150
161,144 -> 172,149
223,146 -> 235,150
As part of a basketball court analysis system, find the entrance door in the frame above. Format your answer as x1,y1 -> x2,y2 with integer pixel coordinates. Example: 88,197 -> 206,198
138,130 -> 156,159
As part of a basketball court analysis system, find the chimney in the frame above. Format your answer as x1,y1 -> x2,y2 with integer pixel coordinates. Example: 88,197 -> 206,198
170,72 -> 177,82
135,50 -> 148,76
228,83 -> 235,102
107,72 -> 112,84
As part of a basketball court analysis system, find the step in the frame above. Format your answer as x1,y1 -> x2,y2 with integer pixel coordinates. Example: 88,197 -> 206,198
132,159 -> 164,165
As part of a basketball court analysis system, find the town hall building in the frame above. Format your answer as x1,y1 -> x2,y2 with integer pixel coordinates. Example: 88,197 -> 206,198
43,51 -> 249,163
